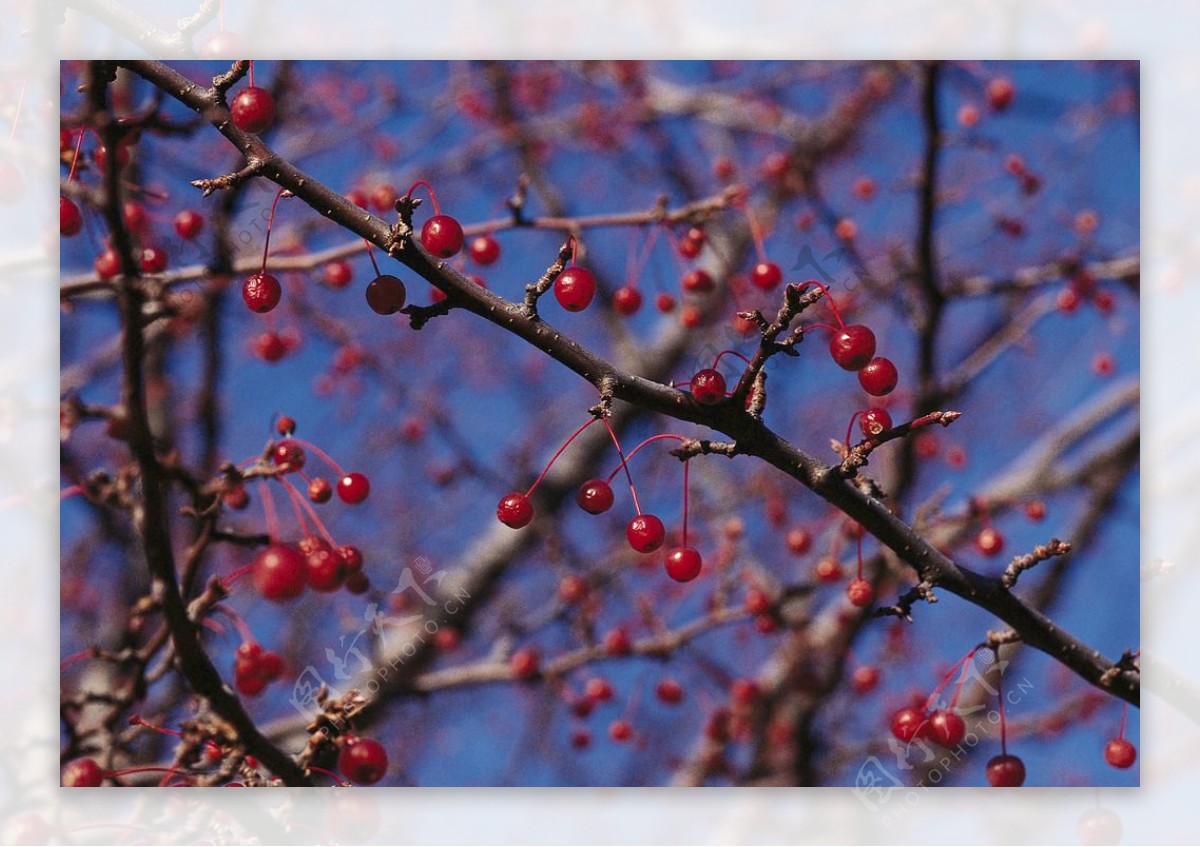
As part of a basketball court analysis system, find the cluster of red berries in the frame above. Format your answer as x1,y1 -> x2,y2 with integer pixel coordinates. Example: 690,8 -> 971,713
233,641 -> 285,696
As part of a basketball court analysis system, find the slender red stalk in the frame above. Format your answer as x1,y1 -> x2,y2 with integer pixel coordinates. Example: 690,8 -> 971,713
248,60 -> 255,88
525,418 -> 598,497
604,433 -> 686,484
798,280 -> 847,328
256,480 -> 280,541
844,411 -> 862,450
60,648 -> 93,670
260,185 -> 288,273
682,459 -> 691,545
290,437 -> 347,478
712,349 -> 753,370
66,127 -> 85,183
996,648 -> 1009,755
307,765 -> 349,786
855,534 -> 864,580
600,417 -> 642,515
364,239 -> 382,275
281,477 -> 337,546
1117,702 -> 1128,739
404,180 -> 442,216
742,203 -> 768,264
60,485 -> 84,500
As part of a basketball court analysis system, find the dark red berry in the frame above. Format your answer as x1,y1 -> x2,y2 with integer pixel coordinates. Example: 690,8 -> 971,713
682,269 -> 714,293
858,357 -> 898,396
829,325 -> 877,371
63,757 -> 103,787
860,407 -> 893,437
987,78 -> 1015,111
140,246 -> 168,273
468,233 -> 501,265
986,753 -> 1025,787
750,261 -> 782,290
497,492 -> 533,528
307,477 -> 332,503
678,226 -> 706,258
974,526 -> 1004,557
655,293 -> 676,312
230,86 -> 276,133
890,706 -> 929,743
223,484 -> 249,510
338,737 -> 388,785
554,267 -> 597,312
786,527 -> 812,555
421,215 -> 464,258
626,514 -> 665,553
846,578 -> 873,607
929,710 -> 966,747
337,472 -> 370,504
609,720 -> 633,742
322,260 -> 353,289
690,368 -> 726,405
510,647 -> 540,679
272,440 -> 306,471
745,586 -> 772,615
1104,738 -> 1136,769
174,209 -> 204,240
603,628 -> 632,656
242,272 -> 281,313
61,196 -> 82,236
306,546 -> 346,592
655,678 -> 684,704
612,286 -> 643,316
664,546 -> 702,582
558,574 -> 587,604
851,665 -> 880,694
252,544 -> 306,602
585,677 -> 614,702
365,274 -> 406,315
94,247 -> 121,280
253,331 -> 287,362
576,479 -> 614,514
339,545 -> 364,573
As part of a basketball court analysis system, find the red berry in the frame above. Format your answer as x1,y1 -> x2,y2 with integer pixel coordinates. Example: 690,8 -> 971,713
258,651 -> 283,679
655,293 -> 676,312
664,546 -> 702,583
609,719 -> 633,742
815,557 -> 843,583
63,757 -> 103,787
497,492 -> 533,528
94,247 -> 121,280
987,77 -> 1015,111
305,546 -> 346,592
174,209 -> 204,239
958,104 -> 980,127
339,545 -> 364,573
835,218 -> 858,241
846,578 -> 874,607
224,484 -> 249,510
140,246 -> 168,273
93,142 -> 131,171
576,479 -> 614,515
337,472 -> 370,504
365,274 -> 407,315
421,214 -> 465,258
253,331 -> 287,362
974,526 -> 1004,557
656,678 -> 684,704
1104,738 -> 1136,769
690,368 -> 726,405
745,586 -> 772,615
272,440 -> 305,471
125,202 -> 147,233
731,678 -> 759,705
858,357 -> 898,396
851,665 -> 880,694
230,86 -> 276,133
571,729 -> 591,750
468,233 -> 501,265
242,272 -> 281,313
322,260 -> 353,289
750,261 -> 782,290
682,269 -> 714,293
603,628 -> 632,656
985,753 -> 1025,787
679,304 -> 703,328
338,737 -> 388,785
585,677 -> 614,702
890,706 -> 929,742
510,647 -> 540,679
252,544 -> 306,602
853,176 -> 876,200
60,196 -> 82,236
1025,501 -> 1046,522
829,325 -> 877,371
371,184 -> 396,213
785,527 -> 812,555
275,416 -> 295,437
626,514 -> 665,553
303,477 -> 331,504
558,574 -> 587,604
612,286 -> 643,316
929,710 -> 967,747
554,267 -> 596,312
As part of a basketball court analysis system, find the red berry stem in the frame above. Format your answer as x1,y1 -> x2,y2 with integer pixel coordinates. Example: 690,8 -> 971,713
212,605 -> 256,643
924,646 -> 980,711
256,480 -> 280,541
364,239 -> 382,276
260,185 -> 288,275
60,485 -> 84,500
404,180 -> 442,216
248,59 -> 255,88
280,477 -> 337,547
682,458 -> 691,546
855,533 -> 864,579
60,648 -> 94,670
1117,702 -> 1128,739
600,416 -> 643,515
524,417 -> 599,498
66,127 -> 85,183
712,349 -> 753,369
996,648 -> 1009,755
289,437 -> 347,479
624,226 -> 660,289
604,433 -> 686,486
741,201 -> 769,264
306,765 -> 350,786
844,412 -> 862,451
799,279 -> 847,329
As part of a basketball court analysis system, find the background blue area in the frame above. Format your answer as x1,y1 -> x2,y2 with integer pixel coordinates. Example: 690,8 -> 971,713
60,60 -> 1139,787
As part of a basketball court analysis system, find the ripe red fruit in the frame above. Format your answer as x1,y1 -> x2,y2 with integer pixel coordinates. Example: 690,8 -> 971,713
94,247 -> 121,280
61,196 -> 82,236
63,757 -> 103,787
890,706 -> 929,743
929,710 -> 967,747
510,647 -> 540,679
664,546 -> 703,583
829,325 -> 877,371
784,527 -> 812,556
745,586 -> 771,615
731,678 -> 759,705
846,578 -> 874,607
974,526 -> 1005,557
321,260 -> 353,289
681,269 -> 715,293
603,628 -> 632,656
626,514 -> 666,553
585,677 -> 614,703
365,274 -> 407,315
609,719 -> 633,742
421,214 -> 465,258
1025,501 -> 1046,522
558,574 -> 587,604
576,479 -> 614,514
174,209 -> 204,239
750,261 -> 782,290
859,407 -> 893,437
125,201 -> 147,232
230,86 -> 276,133
554,267 -> 597,312
612,286 -> 643,316
339,545 -> 364,573
242,272 -> 282,313
985,753 -> 1026,787
815,557 -> 843,583
497,492 -> 533,528
224,484 -> 249,510
305,546 -> 346,592
858,357 -> 898,396
468,233 -> 501,265
851,665 -> 880,694
305,477 -> 331,504
690,368 -> 726,405
679,304 -> 703,328
371,184 -> 397,213
986,77 -> 1015,111
253,331 -> 287,362
140,246 -> 168,273
655,293 -> 676,313
571,729 -> 591,750
272,440 -> 306,471
338,737 -> 388,785
252,544 -> 306,602
656,678 -> 684,704
337,472 -> 370,504
1104,738 -> 1137,769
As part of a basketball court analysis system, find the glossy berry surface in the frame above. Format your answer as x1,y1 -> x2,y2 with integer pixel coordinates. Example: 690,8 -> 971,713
612,286 -> 643,316
1104,738 -> 1136,769
252,544 -> 306,602
497,492 -> 533,528
846,578 -> 874,607
858,357 -> 898,396
974,526 -> 1005,557
929,710 -> 967,747
750,261 -> 782,290
890,706 -> 929,742
337,472 -> 370,504
272,440 -> 306,471
230,86 -> 276,133
690,368 -> 726,405
985,753 -> 1026,787
365,274 -> 407,315
829,324 -> 877,371
63,757 -> 103,787
61,196 -> 82,236
242,272 -> 282,313
140,246 -> 168,273
468,233 -> 501,265
576,479 -> 614,514
173,209 -> 204,239
626,514 -> 666,553
664,546 -> 702,582
421,214 -> 465,258
554,267 -> 597,312
859,407 -> 893,437
338,737 -> 388,785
